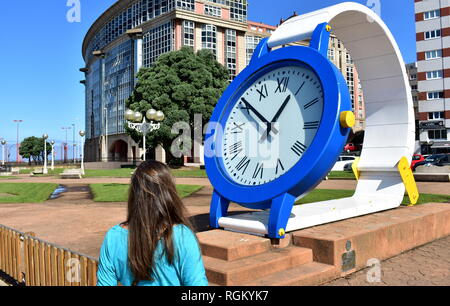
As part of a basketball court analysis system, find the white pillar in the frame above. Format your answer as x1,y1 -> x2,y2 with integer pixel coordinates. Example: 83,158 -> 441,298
43,140 -> 48,174
81,137 -> 85,175
51,145 -> 54,171
1,143 -> 5,166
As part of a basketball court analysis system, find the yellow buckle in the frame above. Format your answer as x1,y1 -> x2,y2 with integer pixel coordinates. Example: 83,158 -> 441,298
352,157 -> 360,180
397,156 -> 419,206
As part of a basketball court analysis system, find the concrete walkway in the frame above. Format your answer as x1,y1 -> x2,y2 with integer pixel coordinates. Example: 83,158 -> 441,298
0,184 -> 250,258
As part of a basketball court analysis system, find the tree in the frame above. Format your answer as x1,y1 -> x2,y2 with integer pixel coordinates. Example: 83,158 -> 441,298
125,47 -> 230,164
19,136 -> 51,165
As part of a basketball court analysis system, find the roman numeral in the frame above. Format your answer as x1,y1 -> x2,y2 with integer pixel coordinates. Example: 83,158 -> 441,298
256,84 -> 268,101
252,163 -> 264,179
304,121 -> 319,130
304,97 -> 319,110
291,141 -> 307,156
239,105 -> 251,115
231,122 -> 244,133
275,77 -> 289,93
276,159 -> 284,175
229,141 -> 243,156
295,81 -> 305,96
236,156 -> 250,175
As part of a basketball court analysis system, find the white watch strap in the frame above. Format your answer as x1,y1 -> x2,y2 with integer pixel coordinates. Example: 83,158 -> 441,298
217,3 -> 416,236
270,2 -> 415,203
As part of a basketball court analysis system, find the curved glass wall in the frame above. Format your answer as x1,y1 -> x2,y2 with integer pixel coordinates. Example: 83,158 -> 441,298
85,0 -> 247,62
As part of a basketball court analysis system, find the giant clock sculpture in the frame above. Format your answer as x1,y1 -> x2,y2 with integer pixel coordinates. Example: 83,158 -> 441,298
205,2 -> 415,239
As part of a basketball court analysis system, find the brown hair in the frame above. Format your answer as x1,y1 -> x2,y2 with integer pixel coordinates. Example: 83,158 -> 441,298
124,160 -> 193,285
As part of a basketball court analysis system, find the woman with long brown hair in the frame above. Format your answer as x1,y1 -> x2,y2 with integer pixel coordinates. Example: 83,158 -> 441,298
97,160 -> 208,286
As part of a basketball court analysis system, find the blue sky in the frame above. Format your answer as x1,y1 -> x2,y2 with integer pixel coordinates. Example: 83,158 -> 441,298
0,0 -> 415,160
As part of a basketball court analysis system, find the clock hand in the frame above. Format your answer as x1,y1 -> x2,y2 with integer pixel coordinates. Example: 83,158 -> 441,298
241,98 -> 279,134
272,95 -> 292,123
259,95 -> 291,143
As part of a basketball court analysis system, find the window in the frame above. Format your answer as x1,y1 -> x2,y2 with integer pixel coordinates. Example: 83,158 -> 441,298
424,9 -> 440,20
428,112 -> 445,120
182,20 -> 195,47
229,0 -> 247,22
176,0 -> 195,11
427,91 -> 444,100
328,49 -> 335,62
346,53 -> 353,65
204,4 -> 221,17
425,29 -> 441,40
245,35 -> 262,65
225,29 -> 237,81
426,70 -> 443,80
143,21 -> 174,67
410,74 -> 417,80
425,50 -> 442,60
411,85 -> 418,90
346,66 -> 355,109
201,24 -> 217,57
428,130 -> 447,140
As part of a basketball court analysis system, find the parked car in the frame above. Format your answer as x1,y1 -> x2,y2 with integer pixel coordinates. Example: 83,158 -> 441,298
343,162 -> 353,172
344,143 -> 361,153
412,154 -> 450,171
331,155 -> 357,171
410,154 -> 424,170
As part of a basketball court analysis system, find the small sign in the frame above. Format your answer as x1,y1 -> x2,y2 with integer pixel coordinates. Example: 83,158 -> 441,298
419,121 -> 444,130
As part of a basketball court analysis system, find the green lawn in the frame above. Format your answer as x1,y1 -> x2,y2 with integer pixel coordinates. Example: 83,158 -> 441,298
89,183 -> 203,202
19,168 -> 66,176
296,189 -> 450,206
84,169 -> 135,178
0,183 -> 58,203
327,171 -> 356,180
171,169 -> 207,178
83,168 -> 207,178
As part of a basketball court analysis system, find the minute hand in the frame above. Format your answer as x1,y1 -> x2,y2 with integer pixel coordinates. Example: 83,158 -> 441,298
259,95 -> 291,142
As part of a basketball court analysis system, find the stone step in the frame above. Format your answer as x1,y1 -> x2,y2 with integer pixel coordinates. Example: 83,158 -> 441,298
203,246 -> 313,286
198,230 -> 272,261
243,262 -> 338,286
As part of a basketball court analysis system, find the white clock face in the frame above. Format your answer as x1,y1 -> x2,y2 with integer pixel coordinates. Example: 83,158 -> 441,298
221,64 -> 324,186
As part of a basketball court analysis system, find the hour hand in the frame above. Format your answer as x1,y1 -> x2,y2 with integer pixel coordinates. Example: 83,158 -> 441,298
240,98 -> 279,133
259,95 -> 291,143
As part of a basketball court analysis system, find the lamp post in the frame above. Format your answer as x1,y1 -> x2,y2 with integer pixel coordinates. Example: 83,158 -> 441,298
72,123 -> 76,164
104,107 -> 109,162
73,144 -> 77,164
50,141 -> 55,171
61,126 -> 71,163
1,140 -> 6,166
79,131 -> 85,175
125,108 -> 165,162
43,134 -> 48,174
13,120 -> 23,163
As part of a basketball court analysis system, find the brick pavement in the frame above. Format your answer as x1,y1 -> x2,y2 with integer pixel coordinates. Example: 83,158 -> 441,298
0,176 -> 449,285
325,235 -> 450,286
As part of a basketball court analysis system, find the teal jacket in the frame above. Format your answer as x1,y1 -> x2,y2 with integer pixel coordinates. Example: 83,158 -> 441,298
97,224 -> 208,286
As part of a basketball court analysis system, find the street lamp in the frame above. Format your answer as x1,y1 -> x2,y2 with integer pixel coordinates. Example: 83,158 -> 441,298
43,134 -> 48,174
61,126 -> 71,163
104,107 -> 109,162
13,120 -> 23,163
79,130 -> 85,175
73,143 -> 77,164
50,141 -> 55,171
1,140 -> 6,166
125,108 -> 165,162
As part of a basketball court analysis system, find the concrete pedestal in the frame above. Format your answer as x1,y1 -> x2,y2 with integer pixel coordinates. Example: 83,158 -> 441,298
198,203 -> 450,286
